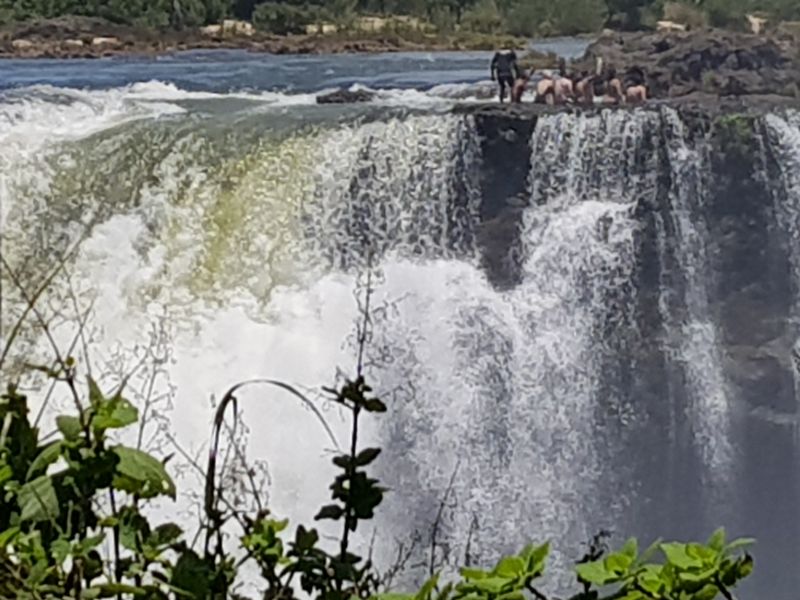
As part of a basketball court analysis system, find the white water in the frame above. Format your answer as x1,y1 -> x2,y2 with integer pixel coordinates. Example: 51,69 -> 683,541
659,108 -> 734,499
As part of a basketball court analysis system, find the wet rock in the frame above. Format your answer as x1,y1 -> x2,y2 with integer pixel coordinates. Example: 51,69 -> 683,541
316,89 -> 375,104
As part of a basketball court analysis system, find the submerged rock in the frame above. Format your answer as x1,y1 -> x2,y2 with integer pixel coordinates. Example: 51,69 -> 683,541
316,89 -> 375,104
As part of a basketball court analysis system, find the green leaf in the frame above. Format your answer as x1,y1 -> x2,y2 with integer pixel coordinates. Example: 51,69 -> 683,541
725,538 -> 756,553
112,446 -> 176,499
576,560 -> 616,586
94,583 -> 149,597
460,567 -> 488,580
26,441 -> 63,480
605,552 -> 633,575
56,416 -> 83,441
473,576 -> 512,594
294,525 -> 318,551
93,395 -> 138,433
51,537 -> 71,565
636,567 -> 664,596
355,447 -> 382,466
375,595 -> 414,600
620,537 -> 639,559
637,538 -> 663,565
119,507 -> 150,551
0,527 -> 19,548
707,528 -> 726,551
171,550 -> 212,599
333,455 -> 353,469
315,504 -> 344,520
148,523 -> 183,548
525,542 -> 550,573
415,573 -> 440,600
76,533 -> 106,556
679,567 -> 717,583
497,593 -> 525,600
494,556 -> 525,578
661,543 -> 703,569
735,555 -> 754,579
363,398 -> 387,413
88,376 -> 105,408
692,584 -> 720,600
0,464 -> 12,486
18,475 -> 59,522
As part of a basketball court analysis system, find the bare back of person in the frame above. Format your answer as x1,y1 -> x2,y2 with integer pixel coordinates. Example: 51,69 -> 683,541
554,77 -> 574,104
535,76 -> 555,105
626,84 -> 647,104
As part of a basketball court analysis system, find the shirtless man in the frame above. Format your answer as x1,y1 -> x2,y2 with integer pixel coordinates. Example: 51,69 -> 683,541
575,71 -> 594,105
626,83 -> 647,104
604,67 -> 625,105
554,64 -> 574,104
535,71 -> 556,105
511,70 -> 530,103
625,66 -> 648,104
490,49 -> 520,104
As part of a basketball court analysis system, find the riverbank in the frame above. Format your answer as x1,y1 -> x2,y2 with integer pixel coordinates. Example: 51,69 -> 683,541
0,17 -> 525,59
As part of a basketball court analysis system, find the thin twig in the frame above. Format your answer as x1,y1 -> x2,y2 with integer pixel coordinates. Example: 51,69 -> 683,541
203,378 -> 339,560
0,240 -> 81,370
429,459 -> 461,577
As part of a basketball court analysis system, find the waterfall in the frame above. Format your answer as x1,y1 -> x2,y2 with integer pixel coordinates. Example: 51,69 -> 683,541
659,108 -> 734,511
4,87 -> 800,598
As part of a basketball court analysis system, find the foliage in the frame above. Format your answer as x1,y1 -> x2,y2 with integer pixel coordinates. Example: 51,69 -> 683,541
460,0 -> 504,34
251,2 -> 322,34
3,0 -> 800,34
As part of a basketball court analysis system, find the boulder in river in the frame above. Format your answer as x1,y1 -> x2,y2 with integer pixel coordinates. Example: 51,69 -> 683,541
316,89 -> 376,104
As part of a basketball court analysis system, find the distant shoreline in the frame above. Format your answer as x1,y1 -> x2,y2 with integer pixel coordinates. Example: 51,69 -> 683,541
0,18 -> 530,60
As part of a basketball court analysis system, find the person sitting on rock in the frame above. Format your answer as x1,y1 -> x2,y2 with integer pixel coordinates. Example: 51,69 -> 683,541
535,70 -> 556,105
626,83 -> 648,104
491,49 -> 520,104
511,69 -> 531,103
624,66 -> 648,104
604,67 -> 626,104
554,63 -> 575,104
575,71 -> 595,105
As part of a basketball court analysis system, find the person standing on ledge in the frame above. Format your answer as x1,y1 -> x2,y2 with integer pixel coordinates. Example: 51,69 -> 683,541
491,49 -> 520,104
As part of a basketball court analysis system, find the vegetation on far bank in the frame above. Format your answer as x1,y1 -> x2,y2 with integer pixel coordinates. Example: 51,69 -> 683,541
2,0 -> 800,43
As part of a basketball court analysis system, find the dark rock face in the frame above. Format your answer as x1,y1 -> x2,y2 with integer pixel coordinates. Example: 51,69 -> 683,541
472,107 -> 536,289
316,89 -> 376,104
574,29 -> 800,99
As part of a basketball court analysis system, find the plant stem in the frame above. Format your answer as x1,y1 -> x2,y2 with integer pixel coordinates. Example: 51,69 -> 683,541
340,403 -> 361,560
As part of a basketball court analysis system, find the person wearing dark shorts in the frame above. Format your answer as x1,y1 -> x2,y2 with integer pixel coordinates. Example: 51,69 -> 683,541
491,50 -> 519,104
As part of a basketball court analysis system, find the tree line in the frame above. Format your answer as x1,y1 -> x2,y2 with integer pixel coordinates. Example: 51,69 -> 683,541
1,0 -> 799,38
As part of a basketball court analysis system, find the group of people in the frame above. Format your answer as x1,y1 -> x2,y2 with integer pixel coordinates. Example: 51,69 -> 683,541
490,50 -> 648,106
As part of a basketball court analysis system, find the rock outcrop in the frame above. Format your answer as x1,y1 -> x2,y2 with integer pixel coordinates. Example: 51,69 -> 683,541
573,29 -> 800,99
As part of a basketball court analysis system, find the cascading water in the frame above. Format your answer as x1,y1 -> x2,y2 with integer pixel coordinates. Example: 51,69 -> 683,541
658,108 -> 734,517
3,79 -> 800,598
